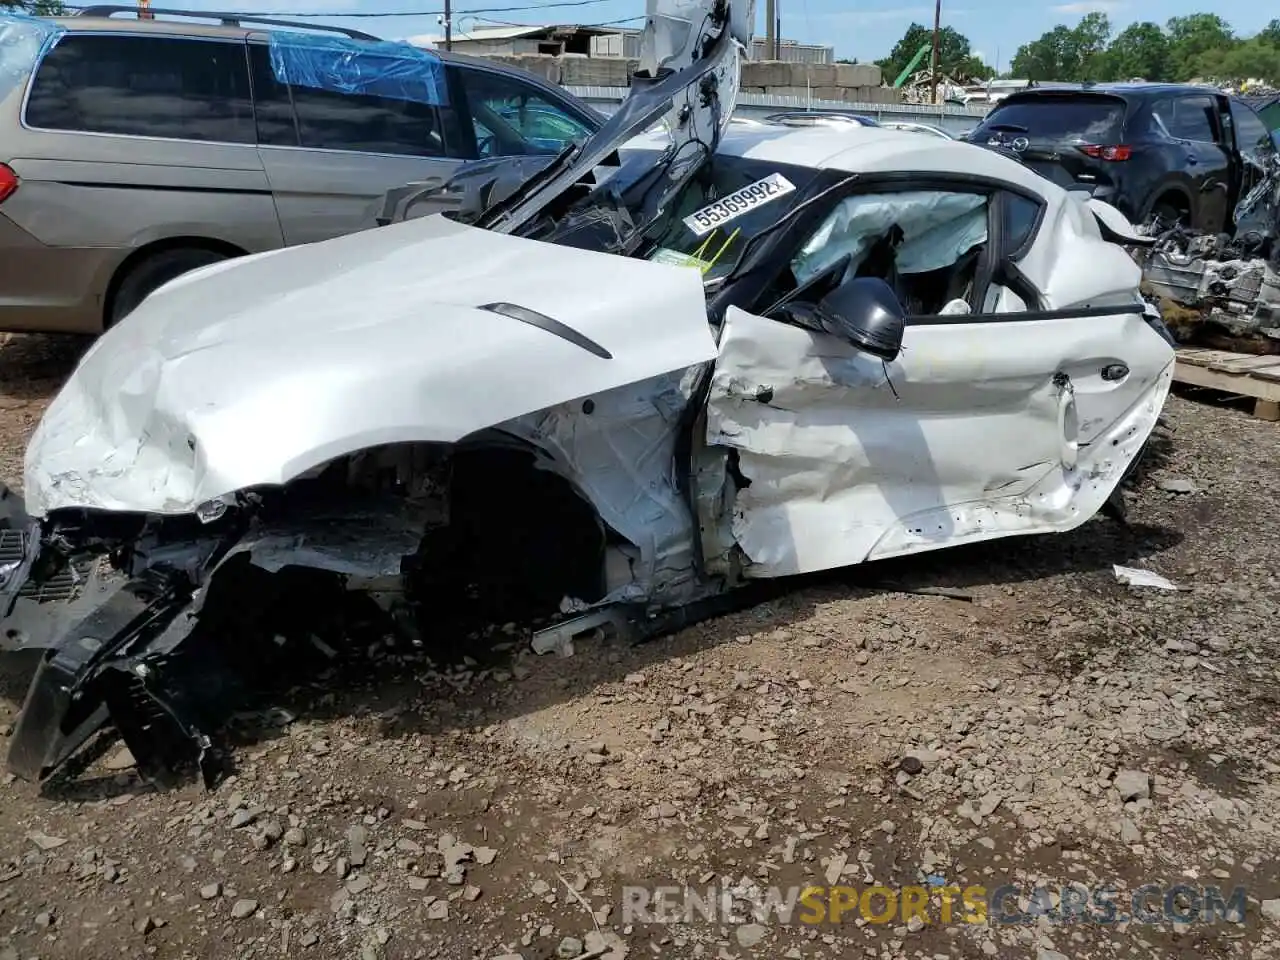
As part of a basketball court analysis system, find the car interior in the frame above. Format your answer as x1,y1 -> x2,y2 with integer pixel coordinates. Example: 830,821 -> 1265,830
785,190 -> 990,316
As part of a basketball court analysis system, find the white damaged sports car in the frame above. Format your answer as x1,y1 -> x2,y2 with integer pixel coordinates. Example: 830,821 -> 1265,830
0,0 -> 1174,784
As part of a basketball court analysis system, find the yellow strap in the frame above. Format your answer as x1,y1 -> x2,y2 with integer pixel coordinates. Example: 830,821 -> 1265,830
702,227 -> 741,273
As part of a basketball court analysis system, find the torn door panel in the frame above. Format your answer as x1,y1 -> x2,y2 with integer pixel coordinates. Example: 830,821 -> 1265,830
706,307 -> 1055,576
706,305 -> 1173,577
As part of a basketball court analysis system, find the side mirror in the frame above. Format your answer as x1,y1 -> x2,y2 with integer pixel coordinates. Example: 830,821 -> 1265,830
813,276 -> 906,362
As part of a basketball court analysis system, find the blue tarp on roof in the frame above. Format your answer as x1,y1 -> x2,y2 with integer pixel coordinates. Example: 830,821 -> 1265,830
268,31 -> 445,106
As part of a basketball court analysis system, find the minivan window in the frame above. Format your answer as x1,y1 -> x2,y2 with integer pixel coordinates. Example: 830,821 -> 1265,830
463,70 -> 591,157
248,43 -> 445,156
974,96 -> 1124,143
25,34 -> 254,143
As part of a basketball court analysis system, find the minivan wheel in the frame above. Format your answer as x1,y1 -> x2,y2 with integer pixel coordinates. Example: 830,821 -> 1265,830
109,248 -> 230,327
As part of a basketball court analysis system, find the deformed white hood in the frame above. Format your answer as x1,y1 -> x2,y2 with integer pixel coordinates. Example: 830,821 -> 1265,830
25,215 -> 716,517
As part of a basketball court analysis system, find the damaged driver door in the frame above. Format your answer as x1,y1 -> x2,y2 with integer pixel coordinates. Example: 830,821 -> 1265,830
700,183 -> 1174,579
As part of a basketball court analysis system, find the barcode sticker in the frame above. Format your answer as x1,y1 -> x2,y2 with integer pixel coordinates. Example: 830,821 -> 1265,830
682,173 -> 797,237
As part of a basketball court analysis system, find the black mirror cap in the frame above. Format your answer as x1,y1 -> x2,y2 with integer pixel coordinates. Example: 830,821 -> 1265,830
817,276 -> 906,363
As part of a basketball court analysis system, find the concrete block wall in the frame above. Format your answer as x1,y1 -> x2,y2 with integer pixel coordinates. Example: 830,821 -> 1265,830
740,60 -> 881,88
479,54 -> 899,103
740,84 -> 900,104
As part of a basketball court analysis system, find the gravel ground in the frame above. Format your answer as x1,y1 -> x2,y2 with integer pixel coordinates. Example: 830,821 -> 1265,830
1,332 -> 1279,960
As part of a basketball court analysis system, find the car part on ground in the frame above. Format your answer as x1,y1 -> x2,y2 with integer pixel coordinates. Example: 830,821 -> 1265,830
1141,229 -> 1280,354
0,0 -> 1175,791
1138,144 -> 1280,354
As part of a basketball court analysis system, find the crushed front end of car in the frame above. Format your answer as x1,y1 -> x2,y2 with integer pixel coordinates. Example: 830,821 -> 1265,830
0,0 -> 754,789
0,211 -> 727,788
0,483 -> 246,786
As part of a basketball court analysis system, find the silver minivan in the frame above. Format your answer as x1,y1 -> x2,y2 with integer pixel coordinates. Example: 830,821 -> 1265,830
0,8 -> 601,333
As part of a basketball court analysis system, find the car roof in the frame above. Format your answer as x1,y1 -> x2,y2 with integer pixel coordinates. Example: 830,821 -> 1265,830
52,13 -> 252,40
624,124 -> 1054,199
46,14 -> 583,91
718,124 -> 1052,194
1000,83 -> 1221,103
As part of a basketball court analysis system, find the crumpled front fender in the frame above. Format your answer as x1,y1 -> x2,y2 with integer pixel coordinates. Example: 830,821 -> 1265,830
23,215 -> 718,517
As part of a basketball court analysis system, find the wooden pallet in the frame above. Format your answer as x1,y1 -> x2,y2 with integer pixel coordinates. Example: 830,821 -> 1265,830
1173,347 -> 1280,421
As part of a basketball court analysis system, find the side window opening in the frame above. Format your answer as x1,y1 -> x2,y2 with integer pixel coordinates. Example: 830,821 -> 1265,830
1001,192 -> 1041,258
1147,99 -> 1174,140
1231,101 -> 1276,162
790,190 -> 990,316
1169,96 -> 1217,143
463,71 -> 591,157
25,33 -> 254,144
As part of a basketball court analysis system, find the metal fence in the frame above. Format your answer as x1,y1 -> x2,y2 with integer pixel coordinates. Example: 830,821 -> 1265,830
565,86 -> 992,134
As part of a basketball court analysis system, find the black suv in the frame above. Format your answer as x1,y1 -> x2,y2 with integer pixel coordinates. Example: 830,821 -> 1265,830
964,84 -> 1278,233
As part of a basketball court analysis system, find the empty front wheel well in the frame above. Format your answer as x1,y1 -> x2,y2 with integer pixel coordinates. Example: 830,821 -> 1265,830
104,237 -> 248,327
277,439 -> 615,647
1148,188 -> 1191,221
412,443 -> 611,630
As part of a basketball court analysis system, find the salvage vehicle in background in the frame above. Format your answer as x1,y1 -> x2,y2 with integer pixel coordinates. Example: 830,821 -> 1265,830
964,85 -> 1277,234
879,120 -> 954,139
0,8 -> 600,335
0,0 -> 1175,788
764,110 -> 880,128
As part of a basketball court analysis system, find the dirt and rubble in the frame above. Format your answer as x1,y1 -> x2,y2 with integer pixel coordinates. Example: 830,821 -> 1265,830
1,332 -> 1280,960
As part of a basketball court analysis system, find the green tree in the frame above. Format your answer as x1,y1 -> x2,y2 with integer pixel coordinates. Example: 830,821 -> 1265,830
1216,38 -> 1280,83
1166,14 -> 1236,78
1104,21 -> 1170,81
0,0 -> 67,13
1009,13 -> 1111,81
876,23 -> 993,84
1258,19 -> 1280,47
1010,25 -> 1074,80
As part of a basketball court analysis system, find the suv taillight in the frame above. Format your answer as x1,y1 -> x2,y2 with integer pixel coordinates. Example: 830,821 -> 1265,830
0,164 -> 17,204
1079,144 -> 1132,161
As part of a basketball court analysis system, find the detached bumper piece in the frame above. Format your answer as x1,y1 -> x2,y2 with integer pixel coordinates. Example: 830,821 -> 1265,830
8,569 -> 227,788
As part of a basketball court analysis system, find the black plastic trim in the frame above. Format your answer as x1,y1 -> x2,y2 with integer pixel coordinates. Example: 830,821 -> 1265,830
906,302 -> 1146,325
56,180 -> 272,196
478,302 -> 612,359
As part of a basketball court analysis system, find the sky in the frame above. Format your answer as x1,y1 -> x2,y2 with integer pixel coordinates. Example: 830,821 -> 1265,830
166,0 -> 1273,70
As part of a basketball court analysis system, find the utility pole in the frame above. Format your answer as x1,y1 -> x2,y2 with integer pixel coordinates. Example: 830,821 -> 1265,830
765,0 -> 775,59
929,0 -> 941,104
444,0 -> 453,51
773,0 -> 780,60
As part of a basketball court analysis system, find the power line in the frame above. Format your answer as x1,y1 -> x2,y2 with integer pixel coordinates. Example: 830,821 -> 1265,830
64,0 -> 627,17
468,12 -> 641,26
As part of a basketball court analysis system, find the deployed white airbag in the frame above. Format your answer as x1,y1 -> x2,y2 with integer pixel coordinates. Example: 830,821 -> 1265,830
791,191 -> 988,284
